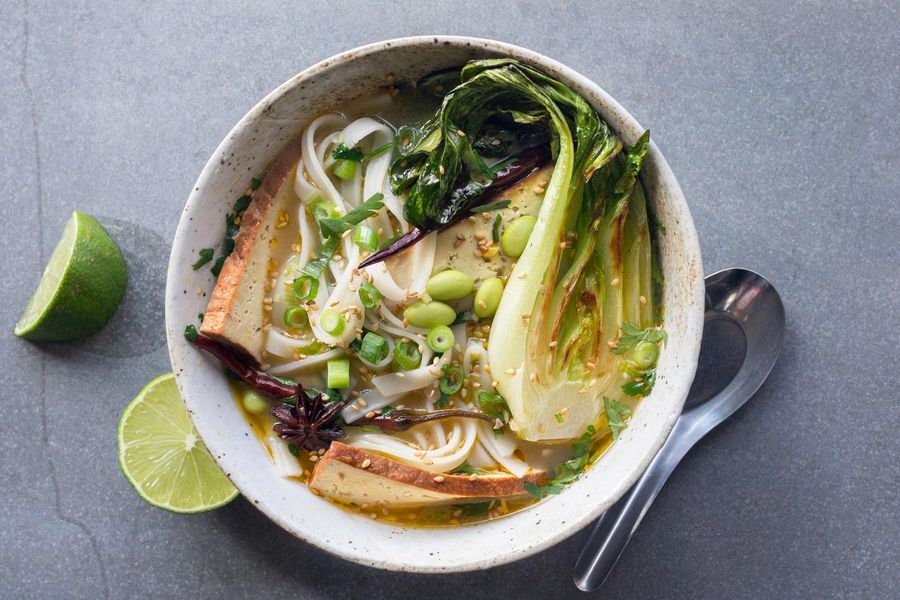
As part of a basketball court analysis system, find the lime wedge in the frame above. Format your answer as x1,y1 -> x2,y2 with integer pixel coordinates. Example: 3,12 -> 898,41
15,211 -> 126,341
118,373 -> 238,513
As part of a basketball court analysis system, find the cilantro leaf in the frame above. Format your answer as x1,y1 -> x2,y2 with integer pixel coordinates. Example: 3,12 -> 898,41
452,502 -> 491,517
611,322 -> 667,355
622,369 -> 657,397
524,481 -> 566,499
604,397 -> 631,440
330,143 -> 364,162
477,391 -> 510,423
318,193 -> 385,238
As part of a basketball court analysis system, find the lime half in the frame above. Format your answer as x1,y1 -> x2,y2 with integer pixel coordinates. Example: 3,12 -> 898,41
118,373 -> 238,513
15,211 -> 126,341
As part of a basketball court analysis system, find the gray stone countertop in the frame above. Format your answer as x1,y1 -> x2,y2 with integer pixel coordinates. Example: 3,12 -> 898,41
1,1 -> 897,598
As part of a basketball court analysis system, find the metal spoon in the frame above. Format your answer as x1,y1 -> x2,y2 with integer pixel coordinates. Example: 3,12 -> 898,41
573,268 -> 785,592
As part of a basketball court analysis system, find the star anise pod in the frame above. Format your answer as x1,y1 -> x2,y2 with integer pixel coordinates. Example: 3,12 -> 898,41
270,385 -> 348,452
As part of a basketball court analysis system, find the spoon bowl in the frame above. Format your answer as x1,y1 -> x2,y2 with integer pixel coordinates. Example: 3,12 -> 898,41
573,268 -> 784,591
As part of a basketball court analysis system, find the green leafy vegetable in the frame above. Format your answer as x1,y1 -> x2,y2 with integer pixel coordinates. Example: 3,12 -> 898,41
492,213 -> 502,243
525,425 -> 597,498
622,369 -> 657,397
318,193 -> 385,238
451,462 -> 485,475
330,143 -> 364,162
192,248 -> 214,270
477,391 -> 510,423
452,502 -> 491,517
183,324 -> 199,342
603,397 -> 631,441
611,322 -> 668,355
470,199 -> 511,213
210,255 -> 226,277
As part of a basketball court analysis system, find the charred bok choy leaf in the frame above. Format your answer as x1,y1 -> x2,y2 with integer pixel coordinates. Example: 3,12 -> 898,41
462,62 -> 664,441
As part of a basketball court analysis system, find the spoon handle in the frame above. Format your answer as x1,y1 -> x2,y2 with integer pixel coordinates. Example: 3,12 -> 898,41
573,417 -> 697,591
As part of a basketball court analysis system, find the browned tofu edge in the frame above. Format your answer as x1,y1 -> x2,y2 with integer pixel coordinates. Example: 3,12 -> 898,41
199,139 -> 303,360
310,441 -> 549,500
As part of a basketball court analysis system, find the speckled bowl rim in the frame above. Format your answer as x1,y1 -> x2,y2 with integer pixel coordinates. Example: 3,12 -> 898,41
165,35 -> 704,572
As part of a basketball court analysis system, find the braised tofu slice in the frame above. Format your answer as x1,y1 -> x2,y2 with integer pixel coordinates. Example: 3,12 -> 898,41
309,442 -> 548,507
200,140 -> 302,362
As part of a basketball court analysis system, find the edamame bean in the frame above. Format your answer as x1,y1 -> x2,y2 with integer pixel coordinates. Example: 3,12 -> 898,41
426,269 -> 475,301
403,300 -> 456,328
474,277 -> 504,318
501,215 -> 537,258
241,390 -> 269,415
631,341 -> 660,369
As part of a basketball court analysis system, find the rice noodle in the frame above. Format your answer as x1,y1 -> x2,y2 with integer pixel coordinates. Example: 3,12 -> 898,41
266,434 -> 303,478
346,416 -> 477,473
267,347 -> 344,376
340,388 -> 402,424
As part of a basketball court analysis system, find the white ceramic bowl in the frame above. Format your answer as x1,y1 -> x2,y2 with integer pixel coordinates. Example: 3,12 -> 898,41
165,36 -> 704,572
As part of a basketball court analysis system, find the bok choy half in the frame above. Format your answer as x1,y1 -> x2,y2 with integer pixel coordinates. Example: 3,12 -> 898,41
391,59 -> 666,441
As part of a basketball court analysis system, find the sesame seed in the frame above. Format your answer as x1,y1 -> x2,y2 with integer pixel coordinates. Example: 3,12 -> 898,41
365,411 -> 376,419
492,380 -> 499,388
361,459 -> 372,469
433,475 -> 445,483
610,277 -> 620,286
529,372 -> 537,382
639,295 -> 648,305
456,129 -> 465,137
469,474 -> 478,481
439,165 -> 445,175
578,388 -> 588,395
549,341 -> 558,348
491,138 -> 501,146
608,340 -> 618,348
586,361 -> 596,369
505,367 -> 516,375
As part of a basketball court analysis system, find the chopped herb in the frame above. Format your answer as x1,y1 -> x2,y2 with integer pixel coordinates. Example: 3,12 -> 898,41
451,462 -> 485,475
364,141 -> 394,162
434,391 -> 451,409
622,369 -> 657,397
451,310 -> 477,326
439,364 -> 464,395
318,193 -> 385,238
610,322 -> 667,355
453,502 -> 491,517
554,411 -> 565,424
210,255 -> 226,277
197,313 -> 204,322
192,248 -> 214,270
604,397 -> 631,440
358,424 -> 382,432
379,405 -> 396,417
183,324 -> 198,342
330,143 -> 364,162
492,213 -> 502,243
470,199 -> 511,213
477,391 -> 510,423
287,442 -> 300,457
525,425 -> 597,499
233,195 -> 252,213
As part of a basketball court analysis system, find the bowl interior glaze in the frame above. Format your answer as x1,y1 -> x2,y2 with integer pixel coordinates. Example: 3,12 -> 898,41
165,36 -> 703,572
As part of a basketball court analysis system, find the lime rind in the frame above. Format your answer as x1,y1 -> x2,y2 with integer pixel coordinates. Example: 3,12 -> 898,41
15,211 -> 126,341
118,373 -> 238,514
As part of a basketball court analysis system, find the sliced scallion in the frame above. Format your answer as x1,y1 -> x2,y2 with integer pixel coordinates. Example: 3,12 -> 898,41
293,274 -> 319,301
392,340 -> 422,371
358,281 -> 381,308
283,306 -> 309,329
326,358 -> 350,389
332,159 -> 357,181
439,364 -> 464,395
427,325 -> 455,353
320,309 -> 346,336
358,332 -> 388,364
352,225 -> 380,252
